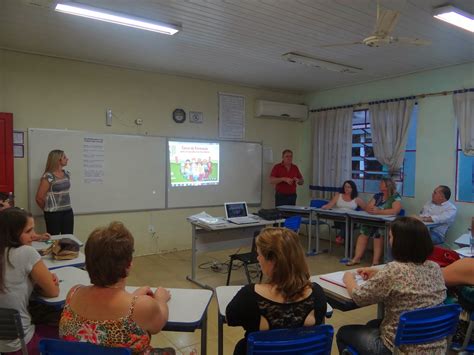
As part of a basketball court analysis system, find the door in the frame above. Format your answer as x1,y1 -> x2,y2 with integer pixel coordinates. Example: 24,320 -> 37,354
0,112 -> 14,194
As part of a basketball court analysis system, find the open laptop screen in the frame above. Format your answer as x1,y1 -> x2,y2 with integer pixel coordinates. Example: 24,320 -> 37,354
225,202 -> 248,218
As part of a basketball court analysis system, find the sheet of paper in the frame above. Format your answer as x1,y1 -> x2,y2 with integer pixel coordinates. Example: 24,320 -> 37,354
320,270 -> 365,288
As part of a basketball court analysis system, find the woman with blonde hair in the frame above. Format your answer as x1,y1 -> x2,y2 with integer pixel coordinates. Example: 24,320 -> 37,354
59,221 -> 173,354
36,149 -> 73,235
226,227 -> 327,355
347,176 -> 402,266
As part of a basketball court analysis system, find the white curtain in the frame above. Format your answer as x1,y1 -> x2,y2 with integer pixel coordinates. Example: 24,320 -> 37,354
453,89 -> 474,156
369,99 -> 415,174
311,107 -> 353,199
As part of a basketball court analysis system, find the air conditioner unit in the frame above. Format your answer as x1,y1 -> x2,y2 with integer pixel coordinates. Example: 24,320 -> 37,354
255,100 -> 308,121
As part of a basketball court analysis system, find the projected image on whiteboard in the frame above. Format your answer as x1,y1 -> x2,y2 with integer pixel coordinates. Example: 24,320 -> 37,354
169,141 -> 219,187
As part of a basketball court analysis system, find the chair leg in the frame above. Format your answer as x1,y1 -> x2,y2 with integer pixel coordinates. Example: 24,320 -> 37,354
243,263 -> 252,284
327,224 -> 332,253
226,258 -> 234,286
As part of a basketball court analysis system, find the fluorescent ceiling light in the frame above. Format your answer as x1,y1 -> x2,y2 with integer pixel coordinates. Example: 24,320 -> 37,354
433,5 -> 474,33
281,52 -> 362,74
55,2 -> 181,35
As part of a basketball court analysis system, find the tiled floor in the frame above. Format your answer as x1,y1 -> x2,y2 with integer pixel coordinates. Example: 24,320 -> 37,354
127,237 -> 376,354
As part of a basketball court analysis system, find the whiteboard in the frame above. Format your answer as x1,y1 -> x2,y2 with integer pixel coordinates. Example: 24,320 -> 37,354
28,129 -> 166,215
167,139 -> 262,208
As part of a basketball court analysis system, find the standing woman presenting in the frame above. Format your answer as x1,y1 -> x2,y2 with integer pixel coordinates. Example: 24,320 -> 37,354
36,150 -> 74,235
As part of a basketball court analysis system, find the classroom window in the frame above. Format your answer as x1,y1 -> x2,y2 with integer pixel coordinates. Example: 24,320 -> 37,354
455,133 -> 474,202
351,105 -> 418,196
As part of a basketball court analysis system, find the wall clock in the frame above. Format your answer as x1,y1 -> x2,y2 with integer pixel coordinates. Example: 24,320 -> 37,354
172,108 -> 186,123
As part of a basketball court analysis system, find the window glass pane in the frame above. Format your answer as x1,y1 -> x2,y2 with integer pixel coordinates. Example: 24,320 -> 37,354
403,152 -> 416,197
353,110 -> 366,126
457,152 -> 474,202
353,179 -> 363,192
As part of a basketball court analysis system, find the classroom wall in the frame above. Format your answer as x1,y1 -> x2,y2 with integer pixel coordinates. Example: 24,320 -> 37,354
0,49 -> 308,255
304,61 -> 474,245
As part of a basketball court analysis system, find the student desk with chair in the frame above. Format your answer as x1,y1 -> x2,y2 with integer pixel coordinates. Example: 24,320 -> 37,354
186,215 -> 282,289
36,267 -> 214,355
215,285 -> 334,355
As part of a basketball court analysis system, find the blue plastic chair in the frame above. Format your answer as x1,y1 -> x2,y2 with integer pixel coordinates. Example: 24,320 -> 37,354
39,339 -> 132,354
399,208 -> 405,216
283,215 -> 302,232
451,309 -> 474,353
343,304 -> 462,355
301,199 -> 331,249
247,324 -> 334,354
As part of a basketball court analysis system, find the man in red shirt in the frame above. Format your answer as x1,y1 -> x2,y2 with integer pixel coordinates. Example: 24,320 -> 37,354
269,149 -> 304,207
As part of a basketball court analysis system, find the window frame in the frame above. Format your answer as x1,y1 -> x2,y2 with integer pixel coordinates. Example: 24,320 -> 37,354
351,108 -> 416,197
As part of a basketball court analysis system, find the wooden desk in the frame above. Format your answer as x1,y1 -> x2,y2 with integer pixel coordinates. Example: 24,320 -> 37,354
186,217 -> 281,289
215,285 -> 334,355
42,251 -> 86,270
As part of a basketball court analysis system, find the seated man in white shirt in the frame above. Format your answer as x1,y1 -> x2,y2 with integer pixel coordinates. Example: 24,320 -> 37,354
419,185 -> 457,245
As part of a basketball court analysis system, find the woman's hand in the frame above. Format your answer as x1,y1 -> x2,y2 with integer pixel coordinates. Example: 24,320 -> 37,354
133,286 -> 154,297
52,273 -> 59,286
357,267 -> 378,280
343,271 -> 355,284
32,232 -> 51,241
154,287 -> 171,303
366,205 -> 379,214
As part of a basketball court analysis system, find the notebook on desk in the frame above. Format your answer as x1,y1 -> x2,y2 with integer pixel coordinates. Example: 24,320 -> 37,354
224,202 -> 258,224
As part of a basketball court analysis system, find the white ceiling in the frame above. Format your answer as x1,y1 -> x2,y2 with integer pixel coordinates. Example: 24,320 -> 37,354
0,0 -> 473,93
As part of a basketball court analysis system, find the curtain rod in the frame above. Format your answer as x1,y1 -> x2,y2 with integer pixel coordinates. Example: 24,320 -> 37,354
310,87 -> 474,113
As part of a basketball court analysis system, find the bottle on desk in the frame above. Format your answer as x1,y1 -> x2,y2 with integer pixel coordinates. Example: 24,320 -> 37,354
8,192 -> 14,207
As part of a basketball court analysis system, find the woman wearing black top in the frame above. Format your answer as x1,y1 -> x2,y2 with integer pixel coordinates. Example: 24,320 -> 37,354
226,227 -> 327,355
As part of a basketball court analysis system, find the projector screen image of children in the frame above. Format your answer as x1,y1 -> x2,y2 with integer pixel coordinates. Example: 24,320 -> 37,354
169,140 -> 219,187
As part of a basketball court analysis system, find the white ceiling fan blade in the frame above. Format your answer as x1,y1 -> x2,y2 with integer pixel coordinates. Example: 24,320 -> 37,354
320,41 -> 364,48
374,7 -> 400,37
390,36 -> 431,46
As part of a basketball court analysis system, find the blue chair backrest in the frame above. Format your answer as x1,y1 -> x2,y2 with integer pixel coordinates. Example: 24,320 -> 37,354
399,209 -> 405,216
310,199 -> 328,208
39,339 -> 132,354
283,215 -> 302,232
247,324 -> 333,354
394,304 -> 461,349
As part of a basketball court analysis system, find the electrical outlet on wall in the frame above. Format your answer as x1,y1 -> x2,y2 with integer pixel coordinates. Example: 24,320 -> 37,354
148,224 -> 155,233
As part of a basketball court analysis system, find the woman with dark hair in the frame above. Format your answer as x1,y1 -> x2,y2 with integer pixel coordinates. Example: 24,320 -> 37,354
336,217 -> 446,354
0,208 -> 59,355
59,222 -> 173,354
226,227 -> 327,355
322,180 -> 366,244
35,149 -> 74,235
347,177 -> 402,266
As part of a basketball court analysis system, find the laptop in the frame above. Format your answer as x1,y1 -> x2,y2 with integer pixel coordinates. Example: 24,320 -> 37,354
224,202 -> 258,224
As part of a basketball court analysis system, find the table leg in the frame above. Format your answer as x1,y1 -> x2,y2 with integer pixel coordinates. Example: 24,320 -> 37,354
186,225 -> 213,289
315,213 -> 320,253
201,310 -> 207,355
349,219 -> 355,260
308,209 -> 313,254
218,314 -> 223,355
345,216 -> 350,259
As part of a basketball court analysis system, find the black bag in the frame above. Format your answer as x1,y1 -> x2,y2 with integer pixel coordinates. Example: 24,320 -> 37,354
257,208 -> 282,221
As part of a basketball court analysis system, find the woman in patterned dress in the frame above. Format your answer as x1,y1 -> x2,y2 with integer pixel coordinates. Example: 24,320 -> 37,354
59,222 -> 173,354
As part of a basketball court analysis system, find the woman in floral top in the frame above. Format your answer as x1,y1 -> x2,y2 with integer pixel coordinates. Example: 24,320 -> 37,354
59,222 -> 173,354
337,217 -> 447,354
347,177 -> 402,266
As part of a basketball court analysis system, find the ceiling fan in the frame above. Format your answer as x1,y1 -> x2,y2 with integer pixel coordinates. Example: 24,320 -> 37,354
321,1 -> 431,48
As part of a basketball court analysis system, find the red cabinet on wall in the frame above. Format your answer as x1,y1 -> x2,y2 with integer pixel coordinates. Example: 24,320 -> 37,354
0,112 -> 14,194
